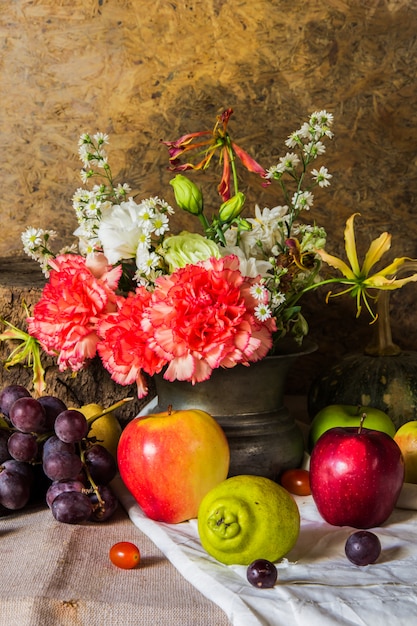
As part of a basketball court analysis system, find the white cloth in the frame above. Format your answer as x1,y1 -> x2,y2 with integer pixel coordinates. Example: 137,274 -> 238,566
113,398 -> 417,626
113,476 -> 417,626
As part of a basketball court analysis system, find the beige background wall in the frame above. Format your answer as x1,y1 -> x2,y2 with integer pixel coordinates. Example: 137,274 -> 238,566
1,0 -> 417,396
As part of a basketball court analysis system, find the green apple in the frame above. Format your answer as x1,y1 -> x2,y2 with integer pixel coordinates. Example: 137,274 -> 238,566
394,421 -> 417,483
309,404 -> 396,451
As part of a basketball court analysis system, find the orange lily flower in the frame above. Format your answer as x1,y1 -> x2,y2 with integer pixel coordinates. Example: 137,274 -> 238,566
162,108 -> 269,201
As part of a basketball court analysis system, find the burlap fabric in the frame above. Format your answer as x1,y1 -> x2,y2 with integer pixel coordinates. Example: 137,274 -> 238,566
0,505 -> 230,626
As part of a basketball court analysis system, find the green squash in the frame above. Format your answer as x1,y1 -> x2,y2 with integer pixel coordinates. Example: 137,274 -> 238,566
309,282 -> 417,430
308,351 -> 417,430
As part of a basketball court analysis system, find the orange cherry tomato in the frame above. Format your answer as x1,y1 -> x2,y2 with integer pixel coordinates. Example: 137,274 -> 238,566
109,542 -> 141,569
280,469 -> 311,496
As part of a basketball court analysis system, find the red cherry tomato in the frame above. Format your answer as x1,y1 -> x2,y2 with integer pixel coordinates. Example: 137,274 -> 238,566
109,542 -> 141,569
280,469 -> 311,496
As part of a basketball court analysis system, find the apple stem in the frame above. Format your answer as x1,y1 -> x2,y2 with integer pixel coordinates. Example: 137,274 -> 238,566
358,413 -> 367,434
167,404 -> 173,415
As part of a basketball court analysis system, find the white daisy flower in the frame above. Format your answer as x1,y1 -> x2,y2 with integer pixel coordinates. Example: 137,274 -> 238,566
292,190 -> 314,211
254,303 -> 272,322
136,250 -> 160,275
21,227 -> 46,251
93,132 -> 109,145
250,283 -> 267,301
271,292 -> 286,308
137,230 -> 151,249
137,202 -> 156,230
311,166 -> 332,188
304,141 -> 326,158
152,212 -> 170,236
285,132 -> 302,148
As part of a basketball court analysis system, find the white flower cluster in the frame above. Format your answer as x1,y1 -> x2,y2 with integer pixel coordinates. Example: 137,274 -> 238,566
73,133 -> 134,254
21,228 -> 57,275
74,134 -> 177,285
224,110 -> 333,327
78,132 -> 110,171
21,228 -> 77,276
97,195 -> 174,285
265,110 -> 333,195
22,132 -> 176,286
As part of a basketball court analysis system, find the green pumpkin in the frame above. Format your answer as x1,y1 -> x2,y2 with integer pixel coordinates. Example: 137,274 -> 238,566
308,351 -> 417,430
309,272 -> 417,430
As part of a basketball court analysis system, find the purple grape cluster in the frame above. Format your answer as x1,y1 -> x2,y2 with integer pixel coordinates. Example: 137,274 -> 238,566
0,384 -> 118,524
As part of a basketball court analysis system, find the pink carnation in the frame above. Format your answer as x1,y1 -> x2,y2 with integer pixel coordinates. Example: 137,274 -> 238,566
143,255 -> 276,385
27,254 -> 122,372
97,287 -> 167,398
95,255 -> 276,397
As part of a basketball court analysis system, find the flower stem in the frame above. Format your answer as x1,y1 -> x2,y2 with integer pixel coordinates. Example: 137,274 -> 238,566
225,135 -> 239,197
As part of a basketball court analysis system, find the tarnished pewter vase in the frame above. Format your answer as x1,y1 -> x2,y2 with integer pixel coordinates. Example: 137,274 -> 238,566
154,340 -> 316,481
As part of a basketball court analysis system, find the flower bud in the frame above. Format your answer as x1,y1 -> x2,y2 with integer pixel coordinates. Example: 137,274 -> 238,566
160,231 -> 221,272
292,313 -> 309,340
237,218 -> 252,231
170,175 -> 203,215
218,192 -> 246,223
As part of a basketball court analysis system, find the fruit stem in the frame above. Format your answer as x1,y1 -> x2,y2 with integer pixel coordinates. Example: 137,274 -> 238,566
85,397 -> 134,426
358,412 -> 366,434
34,397 -> 134,445
167,404 -> 173,415
79,442 -> 105,507
0,423 -> 16,434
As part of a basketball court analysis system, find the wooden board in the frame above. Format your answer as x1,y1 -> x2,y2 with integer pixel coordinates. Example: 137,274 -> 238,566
1,0 -> 417,395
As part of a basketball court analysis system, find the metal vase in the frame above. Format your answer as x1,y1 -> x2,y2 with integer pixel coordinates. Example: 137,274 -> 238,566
154,340 -> 316,481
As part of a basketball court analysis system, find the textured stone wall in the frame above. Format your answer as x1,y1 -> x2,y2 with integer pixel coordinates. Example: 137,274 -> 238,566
1,0 -> 417,395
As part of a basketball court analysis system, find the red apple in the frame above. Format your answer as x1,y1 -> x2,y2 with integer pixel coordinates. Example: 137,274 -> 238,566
117,407 -> 230,523
309,416 -> 405,528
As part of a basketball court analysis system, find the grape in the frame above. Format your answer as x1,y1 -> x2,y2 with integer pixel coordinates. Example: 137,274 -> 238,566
46,479 -> 86,508
51,491 -> 93,524
345,530 -> 381,566
0,430 -> 12,464
0,385 -> 31,418
43,449 -> 83,481
9,397 -> 47,433
42,435 -> 75,458
38,396 -> 67,430
54,409 -> 88,443
7,431 -> 38,463
246,559 -> 278,588
2,459 -> 34,486
89,485 -> 118,522
0,467 -> 31,509
84,444 -> 117,485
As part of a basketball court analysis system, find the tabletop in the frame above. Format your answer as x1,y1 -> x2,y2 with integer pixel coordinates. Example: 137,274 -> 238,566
0,396 -> 308,626
0,503 -> 230,626
2,397 -> 417,626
